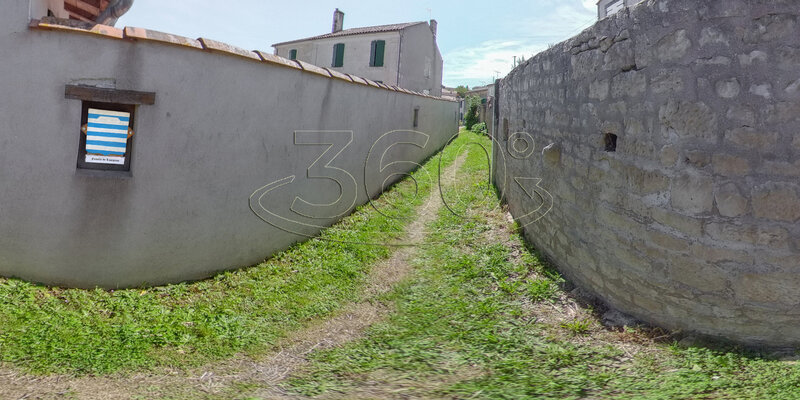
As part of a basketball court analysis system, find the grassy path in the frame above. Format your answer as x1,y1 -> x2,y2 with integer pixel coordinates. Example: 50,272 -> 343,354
280,131 -> 800,399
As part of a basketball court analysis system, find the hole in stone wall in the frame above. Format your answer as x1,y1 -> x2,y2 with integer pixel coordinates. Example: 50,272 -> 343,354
604,133 -> 617,152
503,118 -> 509,141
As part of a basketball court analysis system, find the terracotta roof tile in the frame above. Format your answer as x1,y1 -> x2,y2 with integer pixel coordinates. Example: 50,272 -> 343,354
295,60 -> 332,78
254,51 -> 302,70
28,18 -> 456,102
198,37 -> 261,61
347,74 -> 369,86
34,17 -> 122,39
324,68 -> 353,82
124,27 -> 203,49
272,22 -> 425,47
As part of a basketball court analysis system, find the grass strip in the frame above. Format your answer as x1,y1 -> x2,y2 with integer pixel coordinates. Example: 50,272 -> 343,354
0,132 -> 461,375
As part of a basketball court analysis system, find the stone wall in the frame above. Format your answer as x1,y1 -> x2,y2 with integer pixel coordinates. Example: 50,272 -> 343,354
496,0 -> 800,345
0,1 -> 457,288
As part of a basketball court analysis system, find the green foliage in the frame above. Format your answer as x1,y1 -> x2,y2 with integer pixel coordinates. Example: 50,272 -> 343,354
470,122 -> 487,134
455,85 -> 468,98
526,278 -> 558,302
561,319 -> 591,335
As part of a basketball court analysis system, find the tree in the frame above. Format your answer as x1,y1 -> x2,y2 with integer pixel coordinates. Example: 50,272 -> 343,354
464,95 -> 480,130
455,85 -> 468,98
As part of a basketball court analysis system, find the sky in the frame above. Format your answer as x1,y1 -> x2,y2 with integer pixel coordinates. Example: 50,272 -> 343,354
116,0 -> 597,89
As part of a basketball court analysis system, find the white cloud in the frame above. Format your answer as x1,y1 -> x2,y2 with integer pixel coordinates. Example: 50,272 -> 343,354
443,0 -> 596,87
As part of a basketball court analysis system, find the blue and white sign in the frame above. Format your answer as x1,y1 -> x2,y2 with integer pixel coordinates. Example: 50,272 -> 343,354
85,108 -> 130,165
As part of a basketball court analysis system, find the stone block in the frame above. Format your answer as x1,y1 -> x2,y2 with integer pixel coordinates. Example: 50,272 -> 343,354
752,182 -> 800,222
726,105 -> 756,126
712,154 -> 750,176
650,207 -> 703,237
776,46 -> 800,70
724,127 -> 778,149
715,78 -> 740,98
671,172 -> 714,214
657,29 -> 692,62
648,229 -> 690,251
588,78 -> 610,100
714,183 -> 748,217
611,70 -> 647,98
738,50 -> 768,66
660,144 -> 679,167
659,100 -> 718,141
705,222 -> 788,248
684,150 -> 711,168
699,27 -> 730,47
772,102 -> 800,123
695,56 -> 731,66
733,272 -> 800,305
669,260 -> 728,292
652,69 -> 685,94
749,83 -> 773,99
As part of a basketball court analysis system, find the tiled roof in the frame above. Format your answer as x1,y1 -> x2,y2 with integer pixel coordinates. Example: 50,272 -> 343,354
272,22 -> 426,47
65,0 -> 111,22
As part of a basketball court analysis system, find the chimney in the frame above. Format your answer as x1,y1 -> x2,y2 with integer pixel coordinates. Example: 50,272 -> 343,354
332,9 -> 344,33
429,19 -> 437,36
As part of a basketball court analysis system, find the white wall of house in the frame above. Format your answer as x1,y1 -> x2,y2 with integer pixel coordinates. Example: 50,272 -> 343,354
597,0 -> 644,19
397,22 -> 442,96
274,22 -> 442,96
277,31 -> 402,86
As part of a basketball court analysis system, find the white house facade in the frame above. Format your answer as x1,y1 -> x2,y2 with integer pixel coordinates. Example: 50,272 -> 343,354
273,9 -> 443,96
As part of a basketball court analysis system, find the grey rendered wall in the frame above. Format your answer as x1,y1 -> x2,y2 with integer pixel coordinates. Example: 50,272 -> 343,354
497,0 -> 800,345
0,1 -> 457,288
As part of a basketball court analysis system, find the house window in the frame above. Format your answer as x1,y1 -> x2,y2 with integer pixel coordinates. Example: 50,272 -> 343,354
77,101 -> 135,172
370,40 -> 385,67
289,49 -> 297,60
332,43 -> 345,67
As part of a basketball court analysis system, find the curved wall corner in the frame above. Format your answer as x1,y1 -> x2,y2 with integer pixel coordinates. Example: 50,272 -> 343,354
0,5 -> 458,288
496,0 -> 800,345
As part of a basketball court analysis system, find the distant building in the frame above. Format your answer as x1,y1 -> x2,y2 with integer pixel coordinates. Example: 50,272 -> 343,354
597,0 -> 644,19
273,9 -> 443,96
441,86 -> 458,101
463,84 -> 494,135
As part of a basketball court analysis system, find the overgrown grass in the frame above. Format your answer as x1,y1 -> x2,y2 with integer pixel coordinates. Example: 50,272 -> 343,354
0,133 -> 462,375
285,131 -> 800,399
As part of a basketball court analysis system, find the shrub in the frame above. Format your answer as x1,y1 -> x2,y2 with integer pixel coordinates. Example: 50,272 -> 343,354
471,122 -> 487,134
464,103 -> 479,130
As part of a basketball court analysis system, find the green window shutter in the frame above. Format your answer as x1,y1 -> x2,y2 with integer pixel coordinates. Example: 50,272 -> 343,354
332,43 -> 345,67
289,49 -> 297,60
369,41 -> 377,66
374,40 -> 385,67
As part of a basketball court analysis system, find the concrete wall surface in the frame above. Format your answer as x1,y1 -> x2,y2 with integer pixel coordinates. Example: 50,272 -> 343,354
496,0 -> 800,345
0,1 -> 457,288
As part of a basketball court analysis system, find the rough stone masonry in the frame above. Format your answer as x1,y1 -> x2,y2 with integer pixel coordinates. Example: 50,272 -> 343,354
496,0 -> 800,345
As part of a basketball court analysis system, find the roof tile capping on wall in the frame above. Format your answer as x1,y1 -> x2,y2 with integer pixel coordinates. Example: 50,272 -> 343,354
496,0 -> 800,346
28,18 -> 455,102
